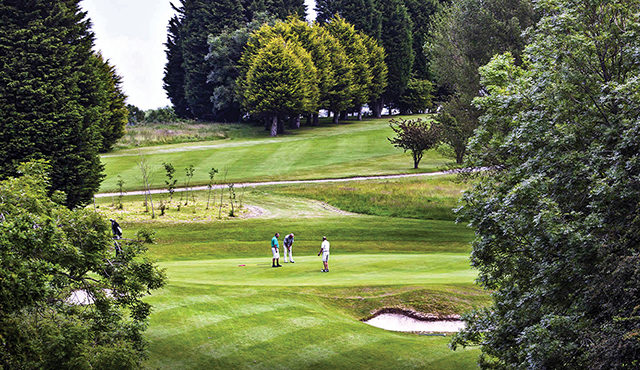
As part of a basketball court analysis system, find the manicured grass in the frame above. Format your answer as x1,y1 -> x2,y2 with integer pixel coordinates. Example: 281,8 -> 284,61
270,175 -> 467,221
98,148 -> 483,368
144,254 -> 485,369
99,115 -> 450,192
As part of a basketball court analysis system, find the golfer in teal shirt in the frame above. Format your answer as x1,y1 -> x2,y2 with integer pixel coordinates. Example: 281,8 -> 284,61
271,232 -> 282,267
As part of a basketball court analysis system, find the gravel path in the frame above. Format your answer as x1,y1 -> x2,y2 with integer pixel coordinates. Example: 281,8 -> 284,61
95,170 -> 457,198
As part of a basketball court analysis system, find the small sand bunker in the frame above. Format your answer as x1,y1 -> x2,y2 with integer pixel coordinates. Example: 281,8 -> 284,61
365,314 -> 465,332
66,289 -> 112,305
364,310 -> 465,333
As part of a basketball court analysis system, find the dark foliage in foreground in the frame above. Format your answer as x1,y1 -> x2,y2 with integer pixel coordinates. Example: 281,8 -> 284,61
0,161 -> 166,368
452,1 -> 640,367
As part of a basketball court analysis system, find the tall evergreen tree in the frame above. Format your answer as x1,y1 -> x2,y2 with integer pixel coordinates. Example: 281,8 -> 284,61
264,0 -> 306,19
315,0 -> 382,40
89,52 -> 128,152
0,0 -> 116,207
181,0 -> 244,120
163,2 -> 190,118
403,0 -> 442,80
376,0 -> 413,108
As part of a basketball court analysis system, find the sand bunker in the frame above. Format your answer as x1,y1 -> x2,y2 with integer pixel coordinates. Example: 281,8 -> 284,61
66,289 -> 112,305
364,313 -> 465,333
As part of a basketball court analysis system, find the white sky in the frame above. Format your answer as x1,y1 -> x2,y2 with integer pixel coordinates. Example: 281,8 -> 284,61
81,0 -> 316,110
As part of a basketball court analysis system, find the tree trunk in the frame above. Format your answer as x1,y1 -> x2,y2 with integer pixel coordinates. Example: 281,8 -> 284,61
333,111 -> 339,124
313,113 -> 319,126
357,106 -> 363,120
270,115 -> 278,137
372,98 -> 384,118
277,118 -> 285,134
306,114 -> 312,126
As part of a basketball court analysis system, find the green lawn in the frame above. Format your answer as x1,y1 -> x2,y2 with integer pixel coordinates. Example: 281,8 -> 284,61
98,122 -> 484,368
100,115 -> 450,193
144,255 -> 484,369
100,181 -> 488,369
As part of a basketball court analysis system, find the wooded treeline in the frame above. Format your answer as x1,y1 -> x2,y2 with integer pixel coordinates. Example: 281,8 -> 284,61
163,0 -> 445,127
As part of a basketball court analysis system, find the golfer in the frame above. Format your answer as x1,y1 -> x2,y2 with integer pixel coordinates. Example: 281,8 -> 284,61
271,232 -> 282,268
283,233 -> 295,263
318,236 -> 330,272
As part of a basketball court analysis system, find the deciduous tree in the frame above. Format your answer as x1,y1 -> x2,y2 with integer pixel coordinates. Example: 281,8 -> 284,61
388,118 -> 441,169
240,36 -> 317,136
452,1 -> 640,367
0,160 -> 166,368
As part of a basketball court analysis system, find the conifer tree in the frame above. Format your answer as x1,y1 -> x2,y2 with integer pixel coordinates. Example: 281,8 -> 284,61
403,0 -> 442,80
264,0 -> 306,19
376,0 -> 413,108
181,0 -> 244,120
0,0 -> 118,207
90,52 -> 128,152
163,2 -> 190,118
315,0 -> 382,40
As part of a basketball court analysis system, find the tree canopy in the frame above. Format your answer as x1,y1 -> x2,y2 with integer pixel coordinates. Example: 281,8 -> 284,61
0,160 -> 166,368
428,0 -> 537,164
0,0 -> 127,208
164,0 -> 306,121
452,1 -> 640,367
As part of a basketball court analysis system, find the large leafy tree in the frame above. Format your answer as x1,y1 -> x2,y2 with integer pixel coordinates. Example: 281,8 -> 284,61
207,13 -> 276,122
361,33 -> 387,119
240,36 -> 318,136
0,160 -> 166,368
452,1 -> 640,368
0,0 -> 122,208
323,15 -> 372,122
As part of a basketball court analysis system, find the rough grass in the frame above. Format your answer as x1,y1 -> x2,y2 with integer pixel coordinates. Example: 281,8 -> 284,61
113,121 -> 261,150
269,175 -> 467,221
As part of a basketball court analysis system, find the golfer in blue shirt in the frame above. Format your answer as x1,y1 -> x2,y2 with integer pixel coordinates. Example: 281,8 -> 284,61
271,233 -> 282,267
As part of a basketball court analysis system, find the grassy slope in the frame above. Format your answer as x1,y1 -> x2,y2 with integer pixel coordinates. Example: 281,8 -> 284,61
100,115 -> 450,192
99,119 -> 485,368
107,184 -> 488,369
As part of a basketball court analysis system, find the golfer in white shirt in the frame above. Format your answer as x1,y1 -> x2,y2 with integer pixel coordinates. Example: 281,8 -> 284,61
318,236 -> 330,272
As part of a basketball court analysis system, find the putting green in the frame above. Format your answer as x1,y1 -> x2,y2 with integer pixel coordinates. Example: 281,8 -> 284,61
162,254 -> 475,287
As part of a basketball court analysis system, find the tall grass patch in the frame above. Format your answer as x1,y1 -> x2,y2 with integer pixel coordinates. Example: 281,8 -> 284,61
114,122 -> 261,149
270,175 -> 466,221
